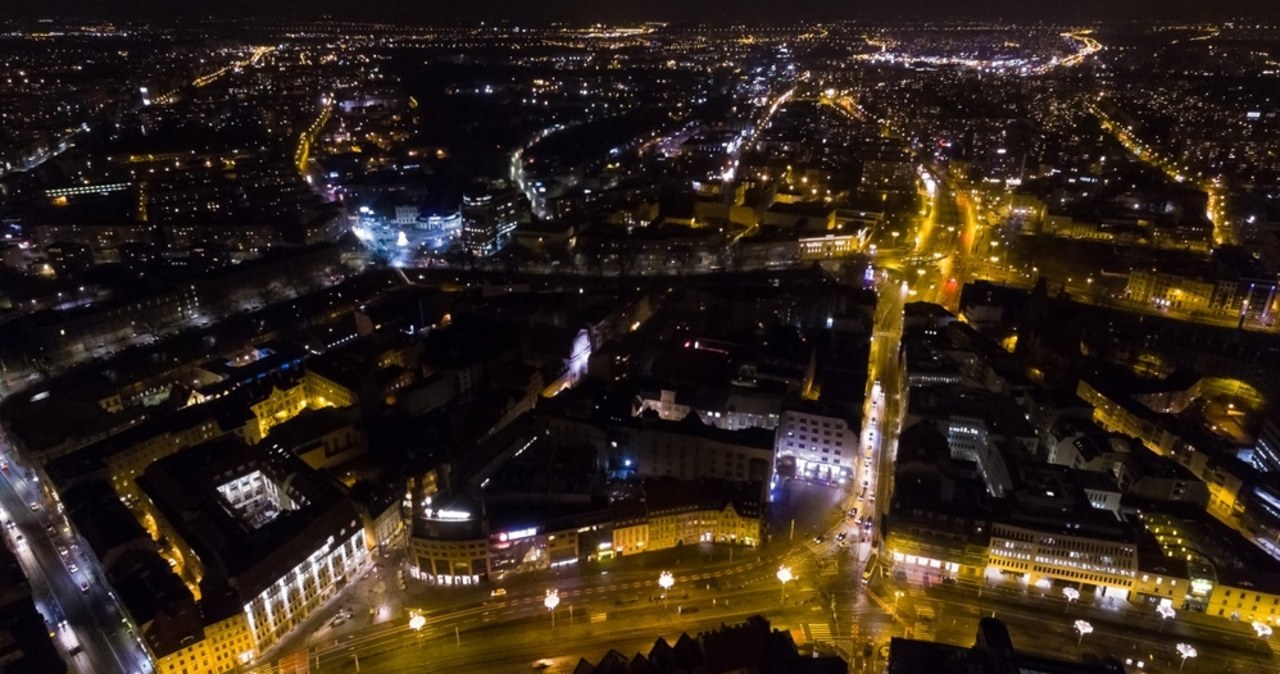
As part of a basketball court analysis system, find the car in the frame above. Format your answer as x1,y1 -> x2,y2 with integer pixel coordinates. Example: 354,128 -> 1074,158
677,606 -> 699,614
2,520 -> 12,529
0,460 -> 8,472
533,660 -> 554,670
57,546 -> 68,557
813,535 -> 826,544
46,524 -> 56,536
28,502 -> 40,512
68,645 -> 83,657
847,508 -> 858,519
330,615 -> 347,628
67,562 -> 78,573
836,532 -> 848,543
490,588 -> 507,597
79,581 -> 89,594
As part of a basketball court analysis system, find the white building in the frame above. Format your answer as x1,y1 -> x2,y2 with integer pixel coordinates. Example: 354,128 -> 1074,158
987,522 -> 1138,600
773,407 -> 858,484
945,416 -> 1014,498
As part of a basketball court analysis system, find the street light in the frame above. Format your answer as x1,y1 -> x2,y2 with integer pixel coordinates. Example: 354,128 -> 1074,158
1253,620 -> 1273,652
658,571 -> 674,606
1176,643 -> 1197,671
544,589 -> 560,627
777,566 -> 793,604
409,613 -> 426,646
1061,586 -> 1079,613
1073,619 -> 1093,645
1157,604 -> 1176,632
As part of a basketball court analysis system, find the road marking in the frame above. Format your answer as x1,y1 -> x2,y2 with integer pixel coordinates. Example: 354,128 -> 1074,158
912,621 -> 935,641
807,623 -> 832,641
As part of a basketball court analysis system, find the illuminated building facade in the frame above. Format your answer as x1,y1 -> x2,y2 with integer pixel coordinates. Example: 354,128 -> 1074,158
408,507 -> 613,585
137,437 -> 370,658
409,511 -> 491,585
987,522 -> 1138,599
610,479 -> 763,555
461,186 -> 520,257
773,406 -> 858,484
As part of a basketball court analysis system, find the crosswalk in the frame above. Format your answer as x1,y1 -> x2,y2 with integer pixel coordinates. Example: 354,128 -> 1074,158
807,623 -> 832,641
912,620 -> 935,641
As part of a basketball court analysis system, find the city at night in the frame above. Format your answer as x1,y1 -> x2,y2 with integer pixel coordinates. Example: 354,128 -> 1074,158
1,2 -> 1280,673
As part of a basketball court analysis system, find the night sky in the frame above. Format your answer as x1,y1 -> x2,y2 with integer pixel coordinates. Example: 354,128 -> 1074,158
13,0 -> 1280,23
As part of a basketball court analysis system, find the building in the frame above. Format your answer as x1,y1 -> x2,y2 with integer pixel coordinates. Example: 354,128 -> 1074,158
884,423 -> 994,583
542,397 -> 777,488
635,382 -> 785,431
1077,375 -> 1251,526
63,479 -> 256,674
1250,417 -> 1280,473
409,510 -> 492,586
262,406 -> 365,471
611,479 -> 764,555
406,496 -> 613,586
987,516 -> 1138,600
461,186 -> 520,257
136,436 -> 369,657
943,415 -> 1015,498
406,478 -> 760,584
772,403 -> 861,485
42,366 -> 361,507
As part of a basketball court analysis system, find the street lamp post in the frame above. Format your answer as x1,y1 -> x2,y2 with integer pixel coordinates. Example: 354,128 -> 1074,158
777,566 -> 793,605
1157,604 -> 1176,632
1073,619 -> 1093,646
544,589 -> 560,628
1176,643 -> 1197,671
409,613 -> 426,646
1062,587 -> 1079,613
658,571 -> 674,606
1252,621 -> 1273,651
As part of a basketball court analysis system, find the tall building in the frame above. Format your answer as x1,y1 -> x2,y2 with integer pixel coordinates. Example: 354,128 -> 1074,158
461,186 -> 520,257
772,404 -> 859,485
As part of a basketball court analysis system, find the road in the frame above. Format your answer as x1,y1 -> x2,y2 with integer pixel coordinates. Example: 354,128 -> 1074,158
274,533 -> 870,674
0,431 -> 152,674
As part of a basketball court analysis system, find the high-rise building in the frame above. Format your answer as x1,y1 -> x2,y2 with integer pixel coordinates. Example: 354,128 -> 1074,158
772,404 -> 859,485
461,187 -> 520,257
